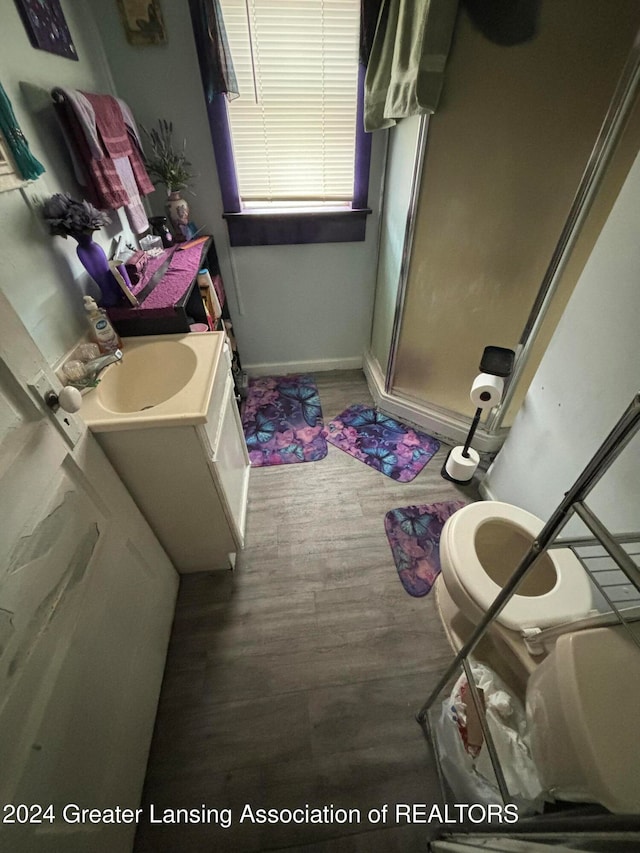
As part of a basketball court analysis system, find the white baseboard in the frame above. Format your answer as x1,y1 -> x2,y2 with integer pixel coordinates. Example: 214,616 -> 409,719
362,349 -> 508,453
478,479 -> 498,501
244,355 -> 363,376
244,350 -> 509,457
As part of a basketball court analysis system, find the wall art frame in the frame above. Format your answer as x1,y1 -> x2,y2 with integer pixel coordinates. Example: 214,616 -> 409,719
13,0 -> 78,60
117,0 -> 167,46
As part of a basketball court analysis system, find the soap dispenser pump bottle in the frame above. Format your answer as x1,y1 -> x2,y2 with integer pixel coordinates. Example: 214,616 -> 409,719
83,296 -> 121,354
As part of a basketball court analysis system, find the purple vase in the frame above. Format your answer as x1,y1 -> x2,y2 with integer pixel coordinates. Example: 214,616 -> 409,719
74,232 -> 121,307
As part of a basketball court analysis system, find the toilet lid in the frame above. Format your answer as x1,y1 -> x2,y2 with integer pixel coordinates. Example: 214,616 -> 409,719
555,625 -> 640,813
446,502 -> 593,631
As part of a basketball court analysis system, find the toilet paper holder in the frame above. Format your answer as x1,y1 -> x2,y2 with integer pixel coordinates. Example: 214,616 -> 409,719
479,345 -> 515,378
442,345 -> 515,485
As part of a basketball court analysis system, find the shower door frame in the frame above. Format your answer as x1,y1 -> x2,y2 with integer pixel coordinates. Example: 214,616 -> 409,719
383,31 -> 640,448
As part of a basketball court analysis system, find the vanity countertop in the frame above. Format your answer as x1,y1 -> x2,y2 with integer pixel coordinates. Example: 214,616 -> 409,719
80,332 -> 226,433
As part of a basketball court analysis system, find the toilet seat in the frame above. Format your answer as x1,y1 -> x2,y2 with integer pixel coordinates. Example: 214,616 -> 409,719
440,501 -> 593,632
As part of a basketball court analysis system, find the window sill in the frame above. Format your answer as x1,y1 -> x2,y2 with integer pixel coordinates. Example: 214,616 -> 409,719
222,207 -> 372,247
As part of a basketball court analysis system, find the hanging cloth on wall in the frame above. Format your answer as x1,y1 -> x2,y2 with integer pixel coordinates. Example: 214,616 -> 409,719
188,0 -> 239,103
0,82 -> 45,181
51,88 -> 153,234
52,92 -> 128,209
360,0 -> 385,65
364,0 -> 459,132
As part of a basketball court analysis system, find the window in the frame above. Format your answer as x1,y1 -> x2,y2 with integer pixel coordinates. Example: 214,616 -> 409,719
201,0 -> 371,246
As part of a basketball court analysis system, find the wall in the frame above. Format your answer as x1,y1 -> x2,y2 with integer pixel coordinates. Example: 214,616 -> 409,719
391,0 -> 640,419
501,91 -> 640,426
483,149 -> 640,535
95,0 -> 385,373
0,0 -> 136,366
369,115 -> 421,374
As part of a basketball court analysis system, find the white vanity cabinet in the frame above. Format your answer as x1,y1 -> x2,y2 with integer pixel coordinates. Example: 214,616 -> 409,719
94,339 -> 250,573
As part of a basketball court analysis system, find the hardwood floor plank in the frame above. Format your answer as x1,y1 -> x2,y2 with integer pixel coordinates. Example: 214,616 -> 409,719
307,671 -> 450,756
135,369 -> 477,853
145,693 -> 313,781
199,622 -> 452,707
278,822 -> 433,852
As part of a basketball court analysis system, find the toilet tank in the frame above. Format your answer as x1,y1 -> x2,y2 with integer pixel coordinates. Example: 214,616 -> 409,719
526,624 -> 640,814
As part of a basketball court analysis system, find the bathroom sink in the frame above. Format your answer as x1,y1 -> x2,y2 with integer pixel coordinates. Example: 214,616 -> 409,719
97,340 -> 198,413
81,333 -> 226,432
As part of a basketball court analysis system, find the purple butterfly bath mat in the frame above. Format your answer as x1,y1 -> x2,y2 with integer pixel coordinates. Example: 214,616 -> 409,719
385,502 -> 466,597
323,404 -> 440,481
241,374 -> 327,467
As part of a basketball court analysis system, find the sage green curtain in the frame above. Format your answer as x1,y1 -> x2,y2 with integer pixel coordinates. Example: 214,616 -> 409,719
364,0 -> 458,132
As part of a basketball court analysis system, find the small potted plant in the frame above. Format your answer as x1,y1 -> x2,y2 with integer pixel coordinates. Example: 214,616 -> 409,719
142,119 -> 195,241
41,193 -> 121,306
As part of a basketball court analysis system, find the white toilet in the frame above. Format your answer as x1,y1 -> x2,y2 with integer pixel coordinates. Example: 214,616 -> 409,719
439,501 -> 593,634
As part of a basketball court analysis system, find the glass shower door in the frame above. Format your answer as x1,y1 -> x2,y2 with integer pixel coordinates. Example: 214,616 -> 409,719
388,1 -> 640,428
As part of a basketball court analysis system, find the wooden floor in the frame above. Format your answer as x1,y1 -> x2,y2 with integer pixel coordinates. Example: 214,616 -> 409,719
135,370 -> 478,853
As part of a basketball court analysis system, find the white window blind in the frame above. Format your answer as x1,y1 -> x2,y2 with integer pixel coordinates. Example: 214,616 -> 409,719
219,0 -> 360,205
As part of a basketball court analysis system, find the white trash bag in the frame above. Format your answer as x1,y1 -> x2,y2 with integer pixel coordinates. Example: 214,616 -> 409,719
433,661 -> 545,810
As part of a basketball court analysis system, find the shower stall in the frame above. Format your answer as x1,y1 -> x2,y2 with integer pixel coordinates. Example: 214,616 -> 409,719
366,2 -> 640,452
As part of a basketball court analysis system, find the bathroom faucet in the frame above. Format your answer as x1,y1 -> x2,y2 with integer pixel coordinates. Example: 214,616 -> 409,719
84,349 -> 123,382
65,349 -> 123,388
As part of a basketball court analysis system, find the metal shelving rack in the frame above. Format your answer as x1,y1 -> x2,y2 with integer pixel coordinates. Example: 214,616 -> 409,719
416,392 -> 640,806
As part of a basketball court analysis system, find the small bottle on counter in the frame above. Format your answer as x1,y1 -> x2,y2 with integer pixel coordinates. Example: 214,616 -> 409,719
83,295 -> 121,354
197,268 -> 222,324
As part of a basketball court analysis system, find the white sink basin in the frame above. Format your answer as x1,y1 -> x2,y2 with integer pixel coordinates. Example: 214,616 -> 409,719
81,333 -> 226,433
98,340 -> 198,413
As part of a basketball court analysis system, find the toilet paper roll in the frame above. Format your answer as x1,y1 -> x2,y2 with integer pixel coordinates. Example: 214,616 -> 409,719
445,446 -> 480,482
470,373 -> 504,409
